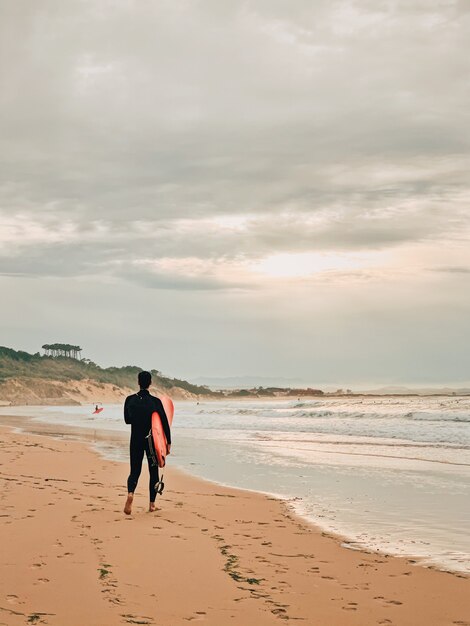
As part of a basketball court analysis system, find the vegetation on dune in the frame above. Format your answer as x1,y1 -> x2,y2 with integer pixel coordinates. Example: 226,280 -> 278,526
0,345 -> 216,396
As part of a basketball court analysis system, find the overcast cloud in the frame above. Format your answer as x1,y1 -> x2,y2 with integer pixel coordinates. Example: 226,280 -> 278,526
1,1 -> 469,385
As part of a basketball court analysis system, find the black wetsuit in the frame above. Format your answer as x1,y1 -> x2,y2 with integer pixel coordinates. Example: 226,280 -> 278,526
124,389 -> 171,502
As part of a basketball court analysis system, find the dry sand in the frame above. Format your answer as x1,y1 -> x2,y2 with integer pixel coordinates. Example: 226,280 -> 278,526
0,426 -> 469,626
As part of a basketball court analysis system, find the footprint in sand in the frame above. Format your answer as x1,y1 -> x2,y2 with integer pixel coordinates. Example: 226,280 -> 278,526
271,608 -> 288,616
185,612 -> 207,622
374,596 -> 403,606
6,594 -> 21,604
121,614 -> 152,624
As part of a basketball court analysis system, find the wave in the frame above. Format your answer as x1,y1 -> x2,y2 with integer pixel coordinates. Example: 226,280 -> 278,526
197,406 -> 470,424
253,433 -> 470,452
404,412 -> 470,423
261,443 -> 470,468
281,409 -> 470,423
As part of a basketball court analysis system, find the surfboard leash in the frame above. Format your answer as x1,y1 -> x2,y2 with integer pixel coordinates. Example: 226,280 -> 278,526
155,474 -> 165,496
146,429 -> 159,468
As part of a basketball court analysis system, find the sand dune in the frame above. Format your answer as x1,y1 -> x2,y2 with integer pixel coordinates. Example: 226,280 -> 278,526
0,378 -> 198,406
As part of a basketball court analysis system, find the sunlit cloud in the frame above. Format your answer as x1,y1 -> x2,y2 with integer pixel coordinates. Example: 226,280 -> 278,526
252,251 -> 389,279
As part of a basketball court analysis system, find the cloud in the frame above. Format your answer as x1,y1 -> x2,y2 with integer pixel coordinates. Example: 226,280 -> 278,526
0,1 -> 469,381
1,0 -> 469,229
431,266 -> 470,275
1,198 -> 468,287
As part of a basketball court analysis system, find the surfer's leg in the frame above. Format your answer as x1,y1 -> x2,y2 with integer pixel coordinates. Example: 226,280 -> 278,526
145,443 -> 159,510
124,493 -> 133,515
125,437 -> 145,514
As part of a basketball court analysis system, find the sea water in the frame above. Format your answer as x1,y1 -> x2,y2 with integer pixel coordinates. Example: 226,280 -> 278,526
1,395 -> 469,573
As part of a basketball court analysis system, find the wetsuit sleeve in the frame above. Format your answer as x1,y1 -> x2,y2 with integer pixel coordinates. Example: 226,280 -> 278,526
124,396 -> 133,424
155,398 -> 171,445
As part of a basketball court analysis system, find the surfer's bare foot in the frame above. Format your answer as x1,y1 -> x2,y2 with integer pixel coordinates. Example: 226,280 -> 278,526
149,502 -> 156,512
124,493 -> 134,515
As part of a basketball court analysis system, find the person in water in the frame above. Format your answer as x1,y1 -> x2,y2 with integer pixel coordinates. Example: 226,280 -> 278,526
123,371 -> 171,514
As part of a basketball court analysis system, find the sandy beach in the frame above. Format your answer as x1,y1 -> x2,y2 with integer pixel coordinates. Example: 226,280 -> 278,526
0,425 -> 469,626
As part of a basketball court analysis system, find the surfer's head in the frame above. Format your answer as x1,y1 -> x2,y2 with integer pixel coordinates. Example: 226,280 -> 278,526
138,370 -> 152,389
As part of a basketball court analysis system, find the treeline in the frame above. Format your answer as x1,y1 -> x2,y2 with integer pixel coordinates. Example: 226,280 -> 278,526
0,346 -> 217,396
42,343 -> 82,359
226,386 -> 324,397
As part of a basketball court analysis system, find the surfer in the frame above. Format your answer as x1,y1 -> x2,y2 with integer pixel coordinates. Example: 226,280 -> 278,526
123,371 -> 171,514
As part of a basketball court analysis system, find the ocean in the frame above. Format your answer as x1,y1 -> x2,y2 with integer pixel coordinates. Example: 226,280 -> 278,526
1,395 -> 469,574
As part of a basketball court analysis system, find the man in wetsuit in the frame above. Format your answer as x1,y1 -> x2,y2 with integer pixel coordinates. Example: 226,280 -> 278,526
123,371 -> 171,514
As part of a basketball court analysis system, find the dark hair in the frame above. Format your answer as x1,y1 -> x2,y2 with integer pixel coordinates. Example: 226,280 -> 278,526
138,371 -> 152,389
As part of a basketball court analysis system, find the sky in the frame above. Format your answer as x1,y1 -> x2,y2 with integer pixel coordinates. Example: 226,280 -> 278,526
1,0 -> 469,387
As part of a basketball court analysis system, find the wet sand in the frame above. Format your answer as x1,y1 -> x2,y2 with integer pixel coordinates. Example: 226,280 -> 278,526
0,424 -> 469,625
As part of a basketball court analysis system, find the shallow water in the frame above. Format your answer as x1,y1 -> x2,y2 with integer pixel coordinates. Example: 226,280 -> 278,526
1,395 -> 469,573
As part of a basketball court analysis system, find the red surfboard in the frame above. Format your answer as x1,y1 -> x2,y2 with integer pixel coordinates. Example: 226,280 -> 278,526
151,395 -> 174,468
93,407 -> 104,414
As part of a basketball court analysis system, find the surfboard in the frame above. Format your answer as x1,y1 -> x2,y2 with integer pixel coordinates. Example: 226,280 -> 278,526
151,395 -> 174,468
92,407 -> 104,414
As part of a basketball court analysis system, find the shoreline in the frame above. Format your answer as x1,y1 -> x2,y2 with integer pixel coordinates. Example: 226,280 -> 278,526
1,422 -> 469,625
2,390 -> 470,409
1,410 -> 469,576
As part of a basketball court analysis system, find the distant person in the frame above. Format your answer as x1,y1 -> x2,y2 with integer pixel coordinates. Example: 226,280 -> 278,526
123,371 -> 171,514
95,404 -> 99,412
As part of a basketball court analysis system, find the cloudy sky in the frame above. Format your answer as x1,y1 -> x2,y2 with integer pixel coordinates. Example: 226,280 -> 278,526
1,0 -> 469,386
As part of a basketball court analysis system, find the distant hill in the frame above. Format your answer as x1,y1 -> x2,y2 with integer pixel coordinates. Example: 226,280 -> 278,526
358,385 -> 470,395
192,375 -> 309,389
0,346 -> 218,406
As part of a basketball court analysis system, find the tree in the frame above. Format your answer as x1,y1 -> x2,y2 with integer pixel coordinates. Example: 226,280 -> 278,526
42,343 -> 82,359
